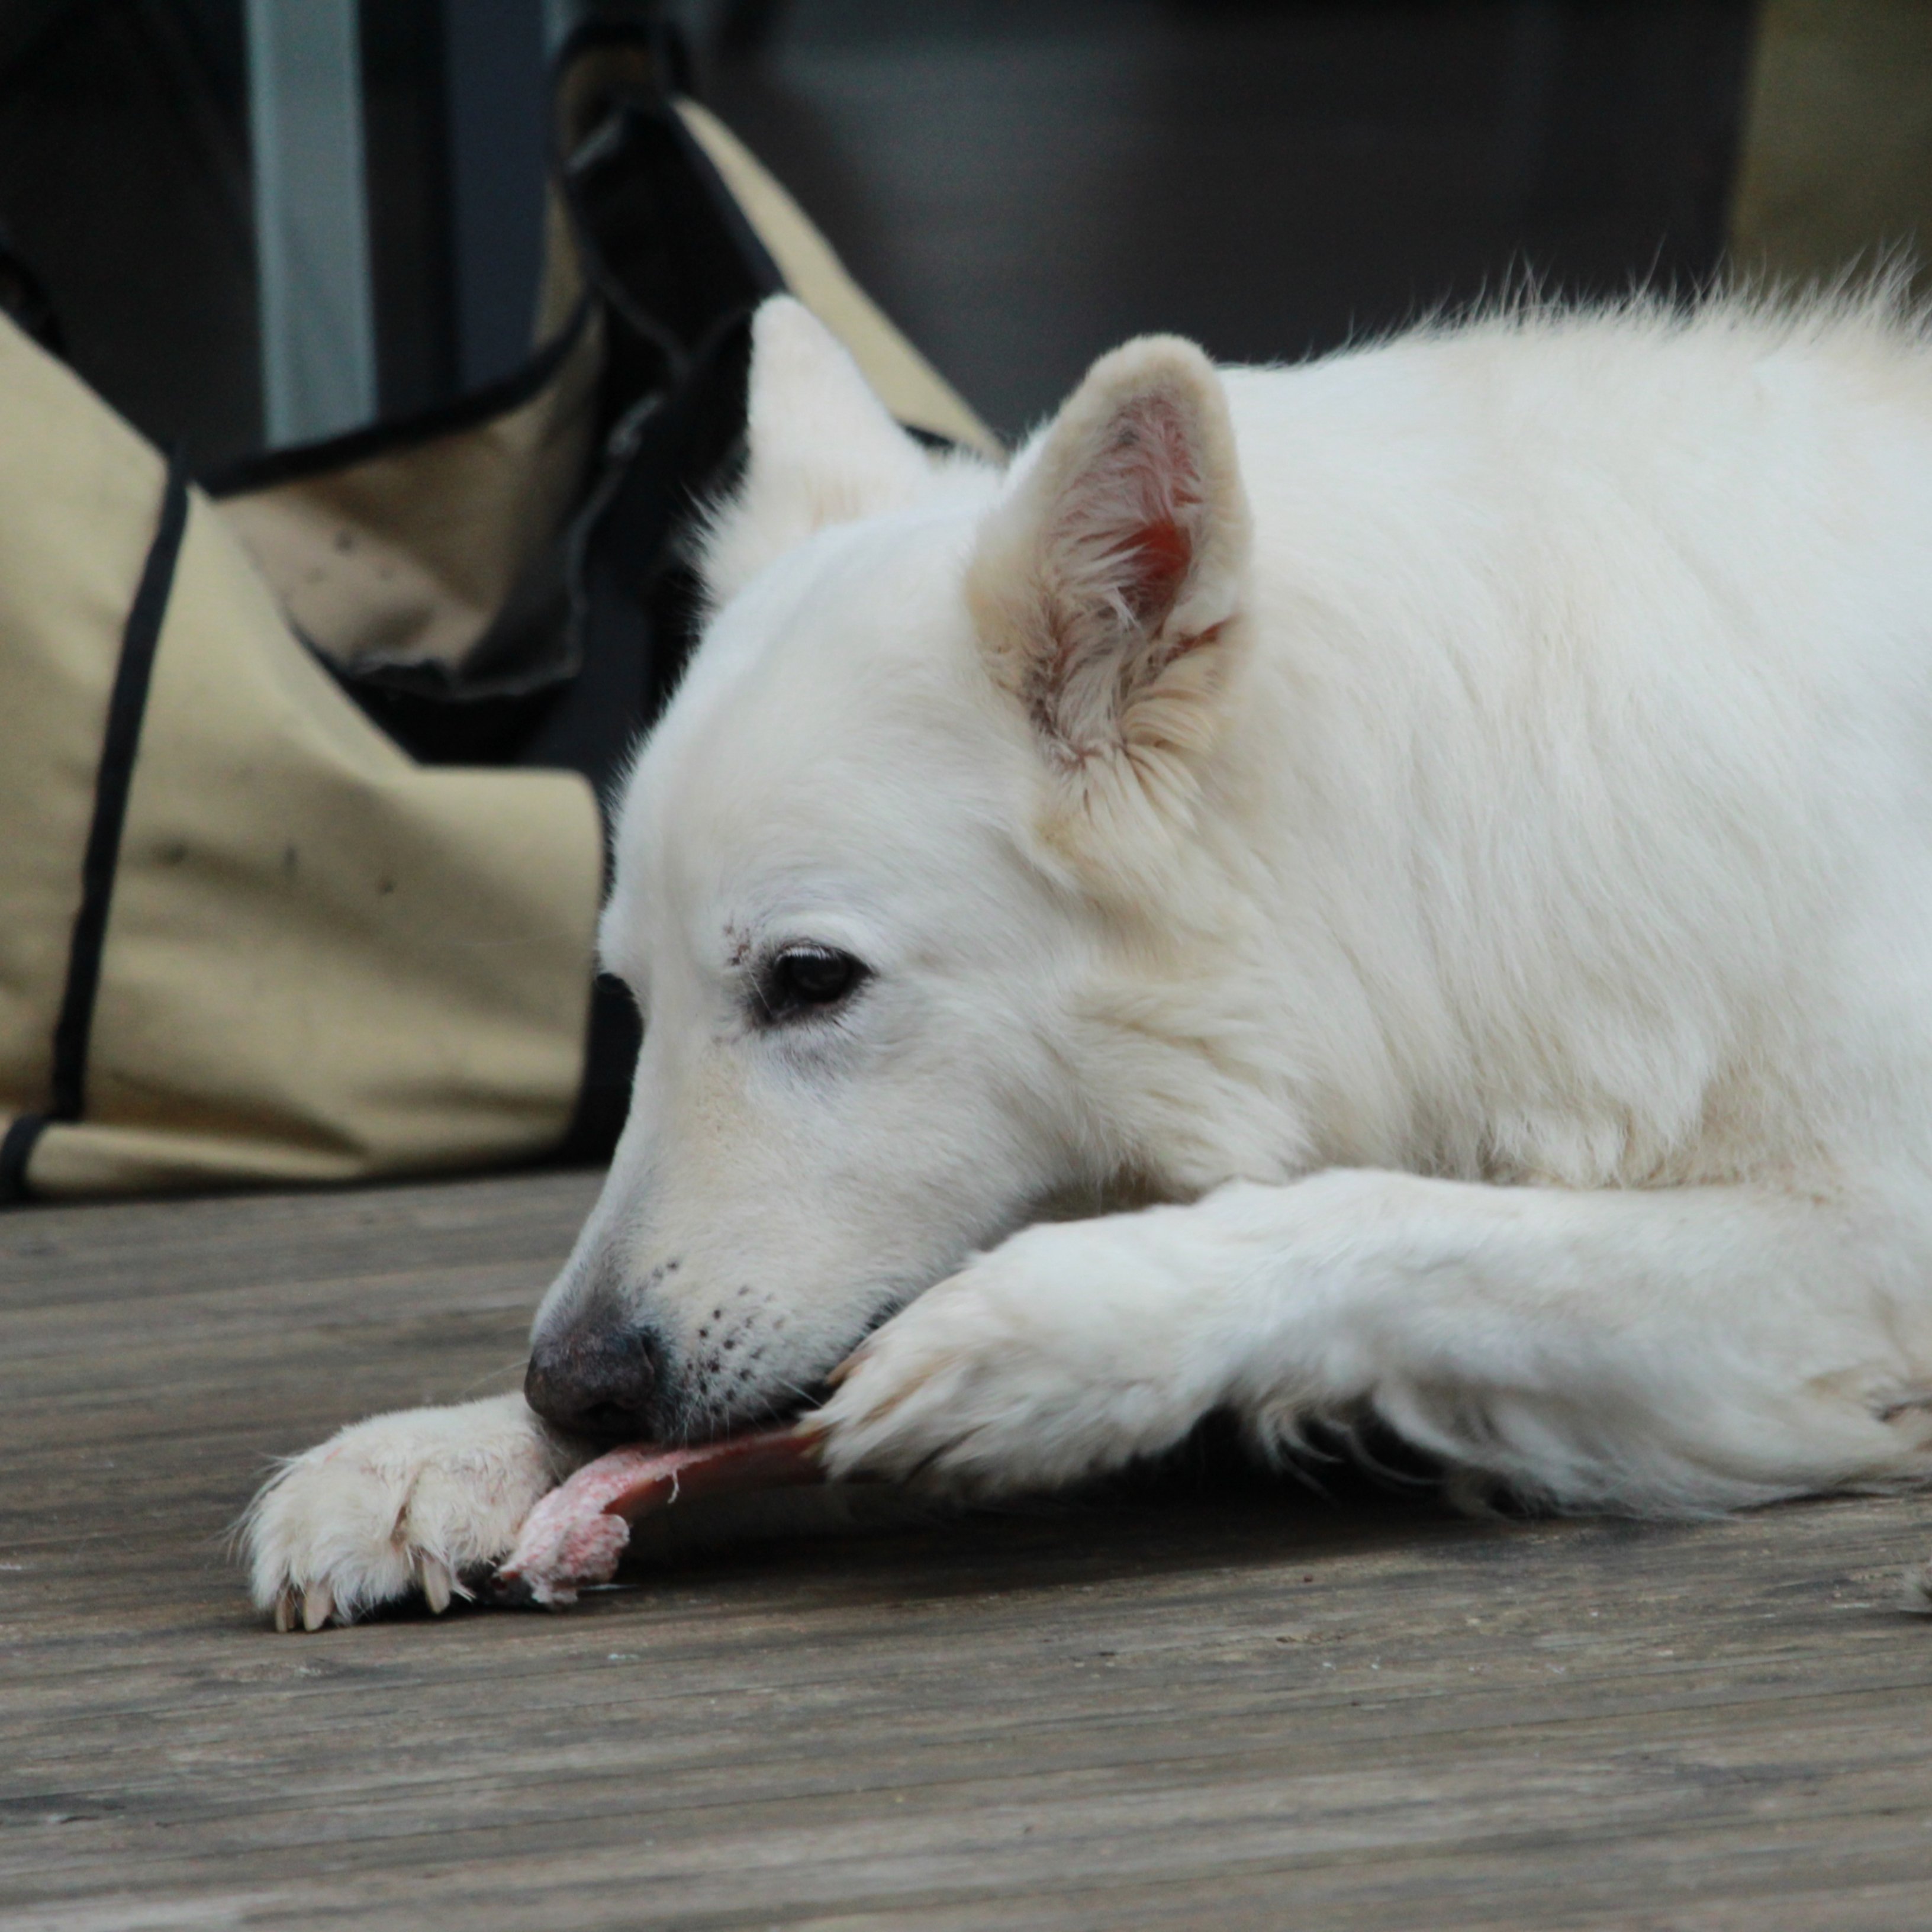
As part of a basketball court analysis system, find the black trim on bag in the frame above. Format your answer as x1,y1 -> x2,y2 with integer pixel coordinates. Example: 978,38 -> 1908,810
198,300 -> 593,500
0,456 -> 191,1205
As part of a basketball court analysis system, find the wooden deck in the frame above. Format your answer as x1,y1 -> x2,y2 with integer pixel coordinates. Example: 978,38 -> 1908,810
5,1171 -> 1932,1930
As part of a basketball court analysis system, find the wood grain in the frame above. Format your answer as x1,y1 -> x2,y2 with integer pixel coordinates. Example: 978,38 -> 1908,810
4,1172 -> 1931,1929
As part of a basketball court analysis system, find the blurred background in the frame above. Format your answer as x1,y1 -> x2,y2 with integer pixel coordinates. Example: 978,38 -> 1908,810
0,0 -> 1923,469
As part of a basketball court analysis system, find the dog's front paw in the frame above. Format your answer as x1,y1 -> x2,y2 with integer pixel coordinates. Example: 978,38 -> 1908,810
813,1215 -> 1216,1497
243,1393 -> 585,1631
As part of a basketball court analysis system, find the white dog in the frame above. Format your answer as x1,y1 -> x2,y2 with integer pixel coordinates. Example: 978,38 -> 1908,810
249,289 -> 1932,1630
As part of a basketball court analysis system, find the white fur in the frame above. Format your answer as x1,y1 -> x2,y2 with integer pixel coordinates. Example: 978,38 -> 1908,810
250,289 -> 1932,1625
244,1395 -> 577,1628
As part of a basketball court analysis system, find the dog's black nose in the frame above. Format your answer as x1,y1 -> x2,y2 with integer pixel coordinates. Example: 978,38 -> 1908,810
525,1324 -> 662,1445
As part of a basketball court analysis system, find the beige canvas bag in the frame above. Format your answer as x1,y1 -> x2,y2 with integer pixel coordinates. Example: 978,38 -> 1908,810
0,69 -> 988,1203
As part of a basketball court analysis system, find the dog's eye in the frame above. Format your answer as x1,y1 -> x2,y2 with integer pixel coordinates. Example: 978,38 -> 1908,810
756,945 -> 868,1022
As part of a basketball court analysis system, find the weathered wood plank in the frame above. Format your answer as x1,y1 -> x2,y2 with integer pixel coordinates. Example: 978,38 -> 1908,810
4,1173 -> 1932,1930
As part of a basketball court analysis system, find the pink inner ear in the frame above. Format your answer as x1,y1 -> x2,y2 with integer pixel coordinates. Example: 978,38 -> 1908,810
1127,515 -> 1192,617
1108,394 -> 1202,622
1025,382 -> 1218,755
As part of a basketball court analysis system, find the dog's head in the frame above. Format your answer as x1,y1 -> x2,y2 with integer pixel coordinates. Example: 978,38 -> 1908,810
527,298 -> 1263,1443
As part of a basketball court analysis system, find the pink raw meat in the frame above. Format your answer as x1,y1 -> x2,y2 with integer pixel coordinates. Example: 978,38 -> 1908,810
494,1425 -> 823,1606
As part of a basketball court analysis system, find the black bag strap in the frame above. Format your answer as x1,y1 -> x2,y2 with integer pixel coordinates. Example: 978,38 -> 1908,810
1,455 -> 191,1205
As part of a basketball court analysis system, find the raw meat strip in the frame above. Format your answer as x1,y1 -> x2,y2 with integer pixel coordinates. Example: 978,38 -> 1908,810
494,1425 -> 823,1607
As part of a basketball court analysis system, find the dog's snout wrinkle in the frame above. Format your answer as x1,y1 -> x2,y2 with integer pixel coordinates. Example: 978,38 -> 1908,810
525,1322 -> 664,1448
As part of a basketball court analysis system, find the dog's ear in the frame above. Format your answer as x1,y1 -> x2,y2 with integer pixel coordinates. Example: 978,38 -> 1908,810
967,335 -> 1251,843
703,297 -> 936,605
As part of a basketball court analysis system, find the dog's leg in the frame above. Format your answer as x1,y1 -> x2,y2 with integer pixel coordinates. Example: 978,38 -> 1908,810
816,1170 -> 1932,1520
243,1393 -> 592,1629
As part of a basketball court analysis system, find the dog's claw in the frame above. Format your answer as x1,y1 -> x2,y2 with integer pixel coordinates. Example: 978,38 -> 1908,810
273,1589 -> 297,1634
301,1582 -> 334,1631
420,1559 -> 453,1615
